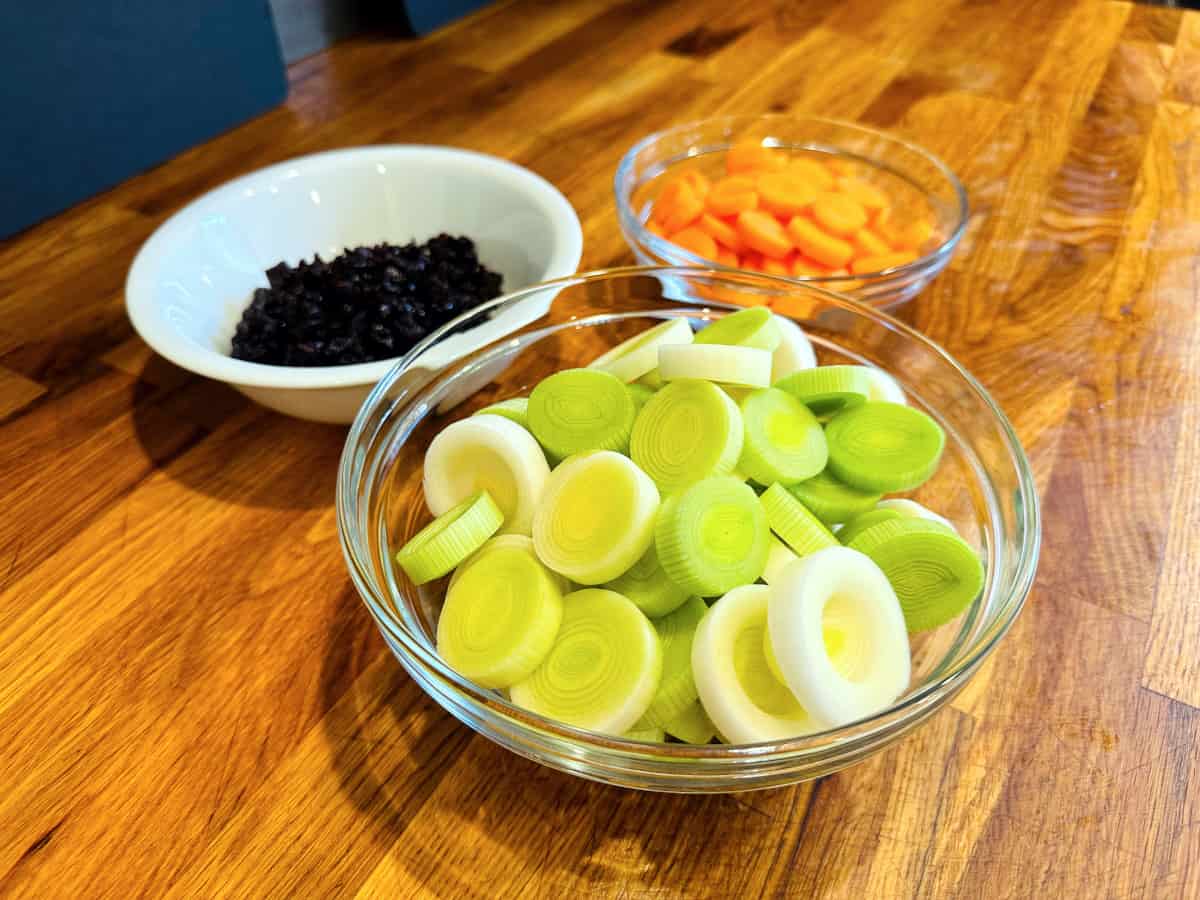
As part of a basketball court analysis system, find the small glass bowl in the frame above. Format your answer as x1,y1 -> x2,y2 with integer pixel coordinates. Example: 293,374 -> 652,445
614,116 -> 968,309
337,267 -> 1038,793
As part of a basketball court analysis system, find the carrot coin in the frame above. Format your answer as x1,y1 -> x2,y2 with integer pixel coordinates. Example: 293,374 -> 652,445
715,246 -> 739,267
697,212 -> 745,252
811,192 -> 868,236
851,228 -> 892,258
893,219 -> 935,251
825,157 -> 855,177
706,175 -> 759,217
740,250 -> 765,271
646,219 -> 667,238
788,158 -> 835,191
651,179 -> 685,226
849,251 -> 918,275
680,170 -> 711,197
791,255 -> 832,278
662,182 -> 705,233
670,226 -> 719,261
837,178 -> 890,217
761,255 -> 793,276
727,141 -> 787,175
757,171 -> 818,217
786,216 -> 854,269
736,209 -> 794,259
771,293 -> 817,318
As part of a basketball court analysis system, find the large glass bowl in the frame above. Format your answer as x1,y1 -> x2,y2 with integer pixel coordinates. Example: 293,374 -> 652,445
614,116 -> 968,309
337,267 -> 1039,793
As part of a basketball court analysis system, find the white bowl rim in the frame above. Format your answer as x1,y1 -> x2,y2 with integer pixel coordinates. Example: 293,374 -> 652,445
124,145 -> 583,390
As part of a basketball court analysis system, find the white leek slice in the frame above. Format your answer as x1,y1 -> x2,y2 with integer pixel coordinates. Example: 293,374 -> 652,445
423,415 -> 550,535
875,498 -> 956,532
770,315 -> 818,382
658,344 -> 772,388
691,584 -> 822,744
767,545 -> 911,728
589,318 -> 694,383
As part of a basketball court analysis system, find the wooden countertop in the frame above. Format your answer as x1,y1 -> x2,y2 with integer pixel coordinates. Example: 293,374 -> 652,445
2,1 -> 1198,896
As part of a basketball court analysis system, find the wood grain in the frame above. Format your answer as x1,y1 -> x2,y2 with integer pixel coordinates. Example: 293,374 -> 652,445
1,1 -> 1198,897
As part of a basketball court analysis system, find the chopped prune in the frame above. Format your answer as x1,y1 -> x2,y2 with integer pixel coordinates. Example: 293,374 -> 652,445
230,235 -> 503,367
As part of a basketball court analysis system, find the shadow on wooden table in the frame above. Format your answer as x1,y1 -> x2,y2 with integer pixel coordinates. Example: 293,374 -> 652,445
129,353 -> 348,510
318,585 -> 849,896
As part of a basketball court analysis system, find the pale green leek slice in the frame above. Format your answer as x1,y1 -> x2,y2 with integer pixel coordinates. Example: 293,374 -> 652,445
773,365 -> 873,418
693,307 -> 780,351
473,397 -> 529,429
664,699 -> 717,745
395,490 -> 504,585
655,476 -> 770,596
630,379 -> 743,494
737,387 -> 828,486
825,401 -> 945,492
643,596 -> 708,727
528,368 -> 637,459
437,544 -> 565,689
603,542 -> 689,618
846,518 -> 984,633
759,483 -> 839,557
532,451 -> 659,585
786,470 -> 881,525
510,588 -> 662,734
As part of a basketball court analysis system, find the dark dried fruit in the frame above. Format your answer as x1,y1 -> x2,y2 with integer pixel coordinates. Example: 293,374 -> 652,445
230,235 -> 503,367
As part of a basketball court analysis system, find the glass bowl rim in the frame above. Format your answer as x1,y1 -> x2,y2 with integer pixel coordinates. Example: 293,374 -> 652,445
337,265 -> 1040,761
613,114 -> 970,285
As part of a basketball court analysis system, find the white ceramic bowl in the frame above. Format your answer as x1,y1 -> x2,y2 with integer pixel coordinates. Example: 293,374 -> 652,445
125,146 -> 583,423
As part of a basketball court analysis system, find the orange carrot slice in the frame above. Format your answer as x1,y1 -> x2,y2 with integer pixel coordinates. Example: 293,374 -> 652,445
697,212 -> 745,252
651,179 -> 684,226
892,219 -> 936,251
837,178 -> 890,218
788,158 -> 835,191
786,217 -> 854,269
671,226 -> 719,261
810,192 -> 868,236
849,251 -> 918,275
757,171 -> 818,217
850,228 -> 892,258
646,219 -> 667,238
740,250 -> 765,272
715,246 -> 739,267
736,210 -> 794,259
791,255 -> 832,278
727,141 -> 787,175
771,293 -> 816,318
706,176 -> 759,217
761,255 -> 793,276
825,157 -> 855,177
662,182 -> 705,233
680,170 -> 711,197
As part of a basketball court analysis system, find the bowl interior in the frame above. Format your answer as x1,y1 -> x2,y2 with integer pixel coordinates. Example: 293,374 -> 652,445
393,324 -> 986,686
341,268 -> 1037,788
614,117 -> 967,307
129,147 -> 582,361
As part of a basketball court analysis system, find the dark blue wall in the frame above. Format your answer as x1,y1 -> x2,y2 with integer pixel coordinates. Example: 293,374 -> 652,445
0,1 -> 287,238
